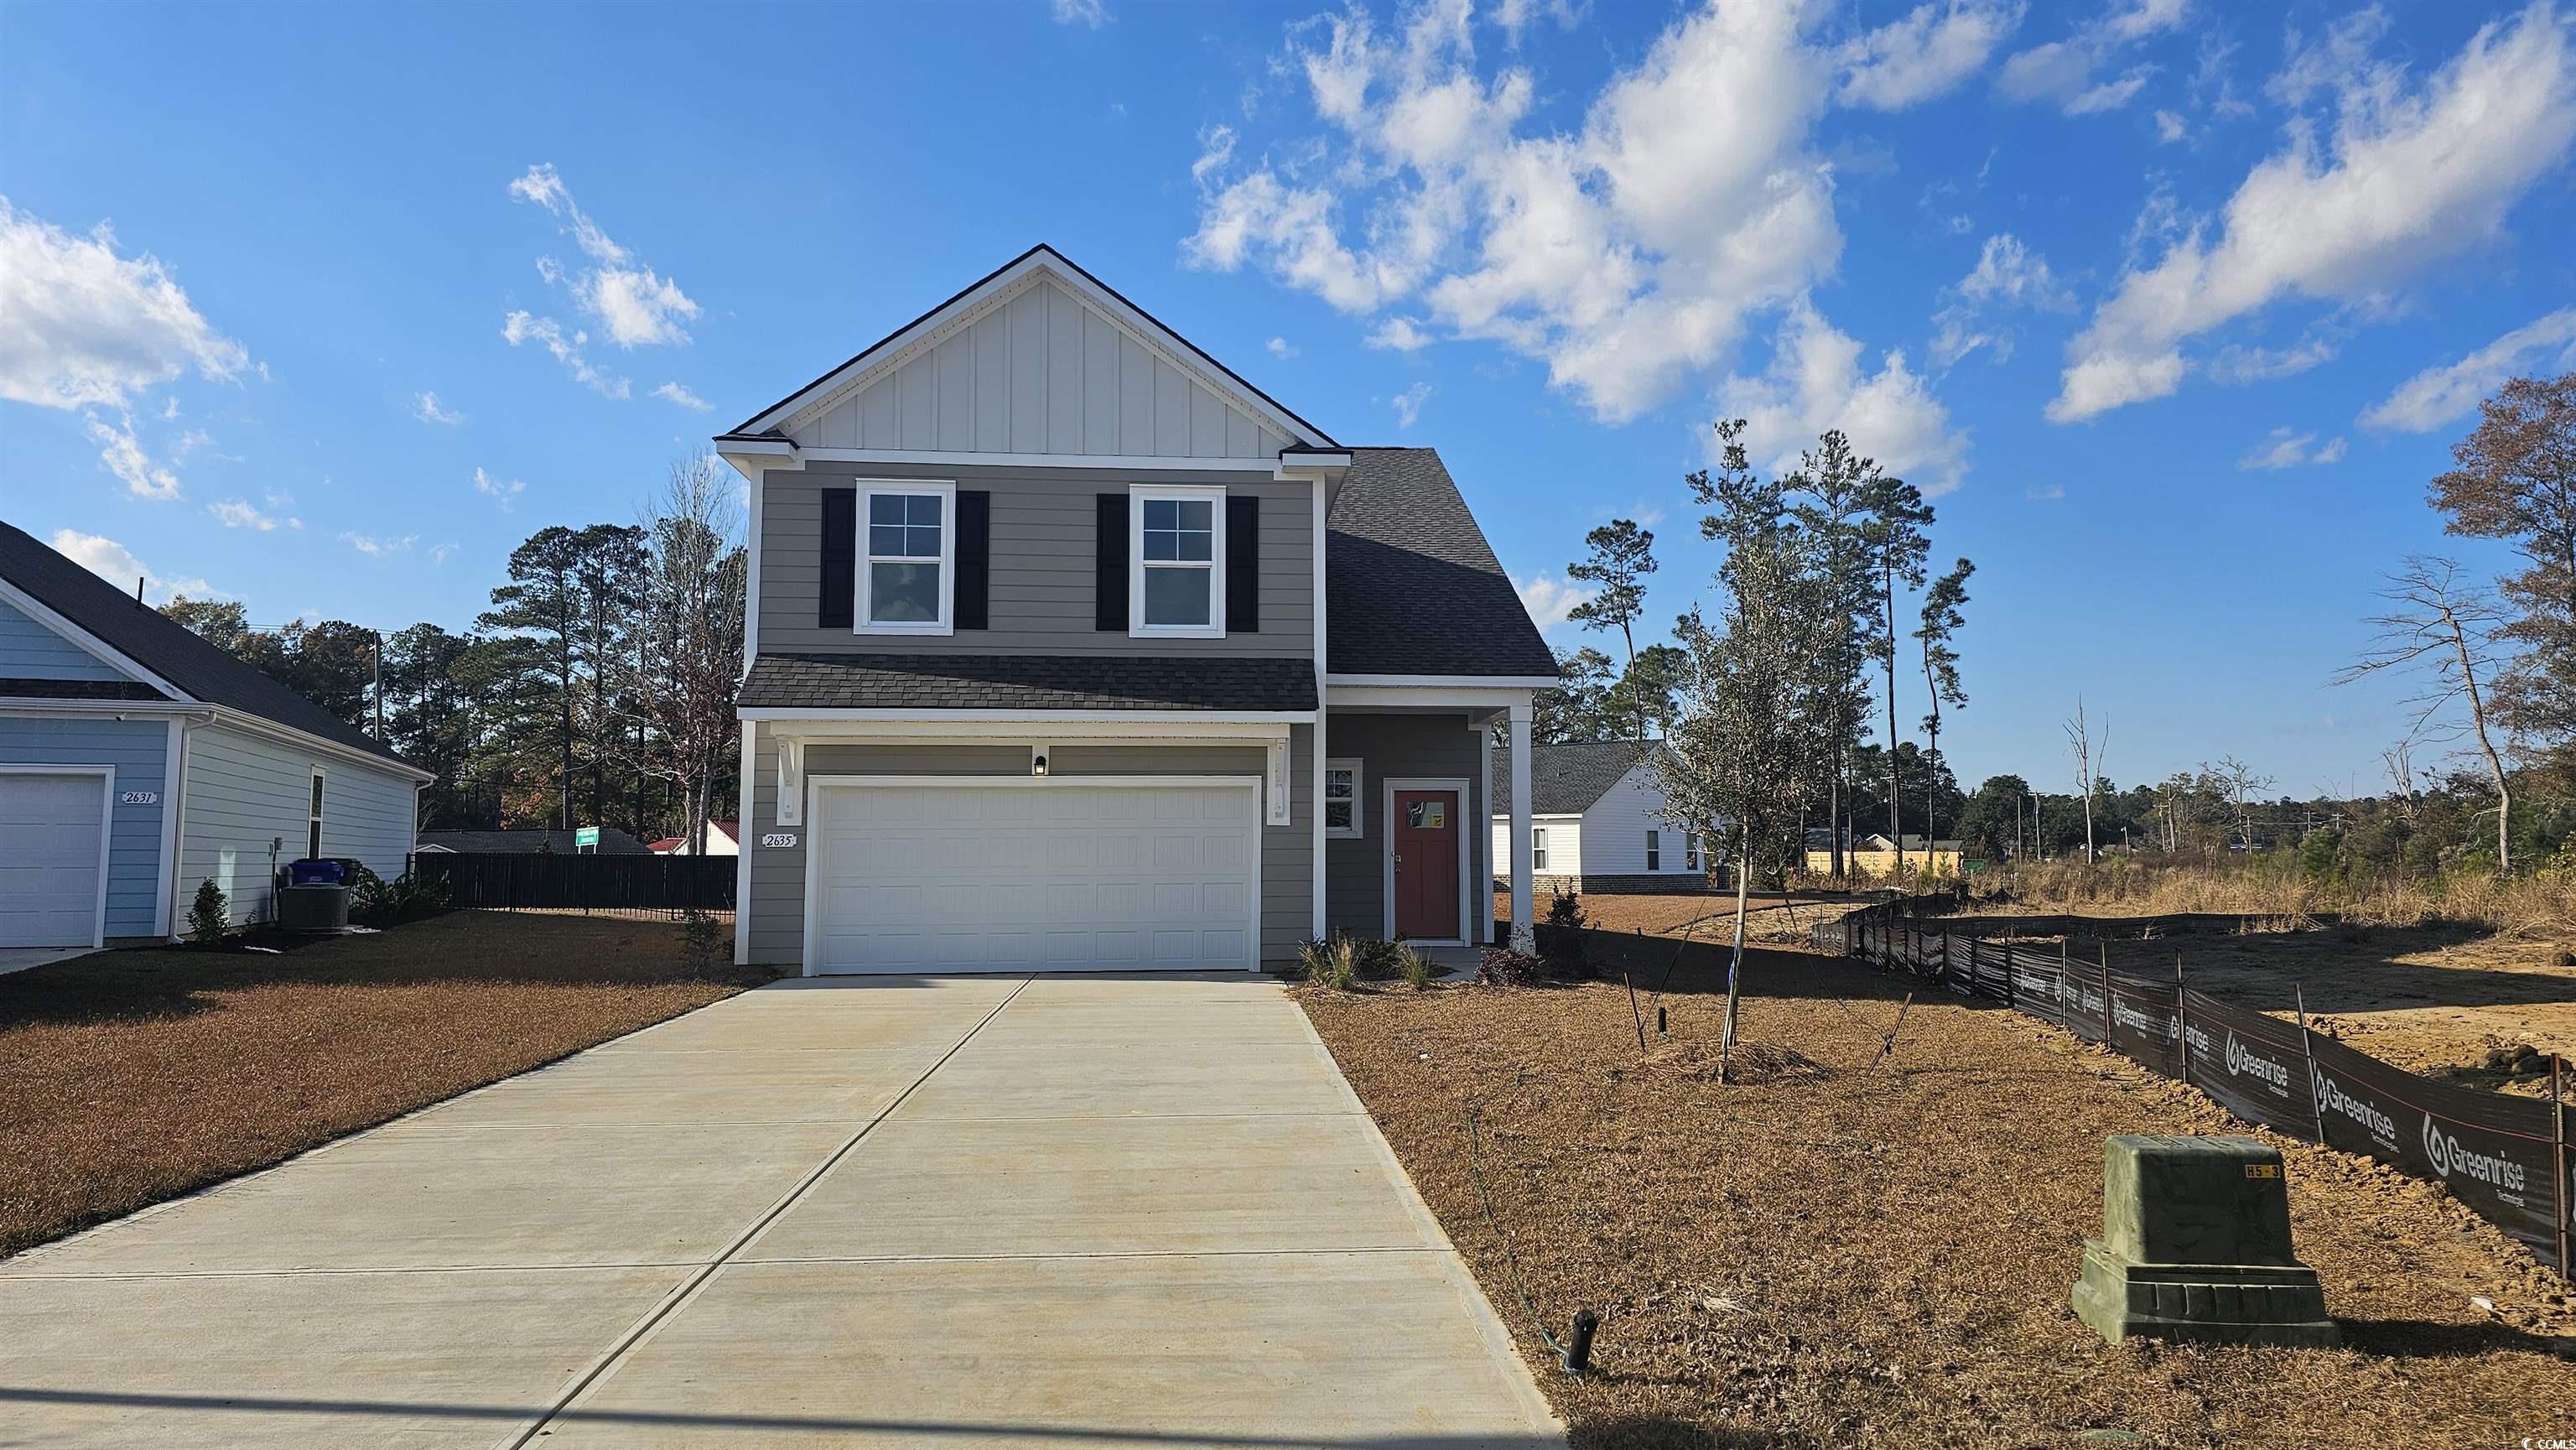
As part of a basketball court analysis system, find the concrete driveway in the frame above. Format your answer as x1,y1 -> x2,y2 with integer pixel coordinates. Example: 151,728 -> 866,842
0,974 -> 1562,1448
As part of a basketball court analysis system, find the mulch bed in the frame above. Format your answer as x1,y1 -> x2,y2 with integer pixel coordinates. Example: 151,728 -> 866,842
0,911 -> 776,1258
1299,934 -> 2576,1449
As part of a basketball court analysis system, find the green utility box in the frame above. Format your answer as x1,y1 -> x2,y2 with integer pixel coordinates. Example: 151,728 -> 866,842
2071,1134 -> 2338,1348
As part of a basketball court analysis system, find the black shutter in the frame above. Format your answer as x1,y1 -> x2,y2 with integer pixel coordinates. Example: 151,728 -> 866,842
1225,495 -> 1259,633
1094,492 -> 1128,631
818,486 -> 855,629
954,490 -> 989,630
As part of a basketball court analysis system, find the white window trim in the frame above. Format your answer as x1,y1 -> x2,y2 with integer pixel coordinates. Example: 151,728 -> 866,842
1323,756 -> 1363,839
1645,828 -> 1660,871
857,480 -> 956,636
1128,482 -> 1227,639
307,766 -> 325,860
1531,826 -> 1550,872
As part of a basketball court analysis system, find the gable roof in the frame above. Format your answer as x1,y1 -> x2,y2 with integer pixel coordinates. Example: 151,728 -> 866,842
0,520 -> 422,773
1327,448 -> 1557,678
723,244 -> 1337,451
1488,740 -> 1667,817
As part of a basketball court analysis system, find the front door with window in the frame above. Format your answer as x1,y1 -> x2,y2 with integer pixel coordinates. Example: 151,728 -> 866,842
1391,788 -> 1459,941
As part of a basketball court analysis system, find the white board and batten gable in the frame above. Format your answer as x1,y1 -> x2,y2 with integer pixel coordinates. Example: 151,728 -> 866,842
726,246 -> 1337,469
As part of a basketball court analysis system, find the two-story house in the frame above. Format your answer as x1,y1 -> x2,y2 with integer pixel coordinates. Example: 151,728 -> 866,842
715,247 -> 1556,974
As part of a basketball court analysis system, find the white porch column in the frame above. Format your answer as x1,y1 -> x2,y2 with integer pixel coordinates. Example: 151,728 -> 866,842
1508,701 -> 1535,954
1477,723 -> 1493,946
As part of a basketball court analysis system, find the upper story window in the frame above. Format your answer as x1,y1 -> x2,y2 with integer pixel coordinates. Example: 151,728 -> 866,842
861,483 -> 954,633
1130,485 -> 1225,638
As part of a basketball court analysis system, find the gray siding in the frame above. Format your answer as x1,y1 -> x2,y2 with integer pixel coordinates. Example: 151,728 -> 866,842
758,460 -> 1313,657
744,724 -> 1313,969
1323,712 -> 1488,943
787,277 -> 1291,460
0,713 -> 171,938
0,597 -> 127,681
177,722 -> 418,927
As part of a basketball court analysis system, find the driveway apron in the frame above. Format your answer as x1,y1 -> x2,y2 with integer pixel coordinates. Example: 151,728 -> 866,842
0,974 -> 1563,1448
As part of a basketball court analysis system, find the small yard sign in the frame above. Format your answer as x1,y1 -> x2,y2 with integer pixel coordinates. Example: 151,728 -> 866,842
574,825 -> 600,850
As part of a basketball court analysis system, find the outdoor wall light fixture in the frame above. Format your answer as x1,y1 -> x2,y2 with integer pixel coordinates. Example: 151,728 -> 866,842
1031,749 -> 1049,778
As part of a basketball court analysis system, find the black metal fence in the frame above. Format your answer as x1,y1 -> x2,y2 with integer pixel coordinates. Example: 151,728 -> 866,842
406,852 -> 735,913
1819,900 -> 2575,1279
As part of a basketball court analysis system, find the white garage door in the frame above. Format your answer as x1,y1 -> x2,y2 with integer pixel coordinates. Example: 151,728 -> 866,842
808,778 -> 1258,974
0,772 -> 108,948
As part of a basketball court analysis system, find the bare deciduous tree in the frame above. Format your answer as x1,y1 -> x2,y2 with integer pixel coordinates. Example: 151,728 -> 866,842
2202,754 -> 2275,853
2064,699 -> 2108,865
628,454 -> 749,856
2334,554 -> 2516,872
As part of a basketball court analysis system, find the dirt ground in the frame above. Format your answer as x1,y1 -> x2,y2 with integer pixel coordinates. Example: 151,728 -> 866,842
1498,889 -> 1857,944
1300,935 -> 2576,1450
0,910 -> 774,1258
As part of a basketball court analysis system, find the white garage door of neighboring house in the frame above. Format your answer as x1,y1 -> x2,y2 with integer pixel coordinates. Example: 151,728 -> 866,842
0,771 -> 110,948
808,777 -> 1259,974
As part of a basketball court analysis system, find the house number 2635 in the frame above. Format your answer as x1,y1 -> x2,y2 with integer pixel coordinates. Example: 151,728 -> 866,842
761,833 -> 798,849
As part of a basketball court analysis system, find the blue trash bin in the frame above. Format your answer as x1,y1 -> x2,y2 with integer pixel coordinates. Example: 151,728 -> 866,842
286,858 -> 346,887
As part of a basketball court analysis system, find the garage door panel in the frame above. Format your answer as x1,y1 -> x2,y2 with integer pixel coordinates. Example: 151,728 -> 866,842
810,781 -> 1256,974
0,773 -> 106,948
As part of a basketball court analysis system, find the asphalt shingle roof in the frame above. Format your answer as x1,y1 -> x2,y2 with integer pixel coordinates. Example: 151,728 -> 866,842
1326,448 -> 1558,678
739,652 -> 1318,712
415,829 -> 653,855
0,521 -> 416,769
1488,740 -> 1664,816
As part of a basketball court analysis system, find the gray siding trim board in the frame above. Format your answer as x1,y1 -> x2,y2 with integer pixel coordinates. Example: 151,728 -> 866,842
758,461 -> 1313,658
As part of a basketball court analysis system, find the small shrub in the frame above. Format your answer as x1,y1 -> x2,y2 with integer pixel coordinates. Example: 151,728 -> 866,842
677,906 -> 726,971
1478,947 -> 1545,987
186,878 -> 229,944
1300,935 -> 1358,990
1535,886 -> 1591,974
1396,942 -> 1434,990
1350,937 -> 1409,980
351,865 -> 448,929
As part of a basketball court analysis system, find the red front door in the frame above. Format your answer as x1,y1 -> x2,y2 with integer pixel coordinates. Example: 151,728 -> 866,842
1391,789 -> 1459,940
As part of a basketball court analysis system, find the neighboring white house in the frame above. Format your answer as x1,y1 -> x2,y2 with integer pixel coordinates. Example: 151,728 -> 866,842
1489,741 -> 1715,894
1,522 -> 432,946
648,820 -> 740,855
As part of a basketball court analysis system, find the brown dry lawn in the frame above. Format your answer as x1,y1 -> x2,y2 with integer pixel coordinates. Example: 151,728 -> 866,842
1497,888 -> 1857,944
1301,933 -> 2576,1449
0,911 -> 776,1259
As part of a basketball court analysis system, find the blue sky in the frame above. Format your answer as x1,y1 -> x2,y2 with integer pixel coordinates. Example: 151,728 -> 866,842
4,0 -> 2573,798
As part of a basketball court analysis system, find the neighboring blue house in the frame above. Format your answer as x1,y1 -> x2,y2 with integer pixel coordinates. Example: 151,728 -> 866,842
0,522 -> 431,948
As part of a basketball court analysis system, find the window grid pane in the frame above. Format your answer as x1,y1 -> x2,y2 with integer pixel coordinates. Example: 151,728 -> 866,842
868,495 -> 942,559
1141,564 -> 1211,626
870,561 -> 939,622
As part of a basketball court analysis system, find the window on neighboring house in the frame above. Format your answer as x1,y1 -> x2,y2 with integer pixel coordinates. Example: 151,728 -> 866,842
1531,827 -> 1549,871
1685,833 -> 1702,871
307,769 -> 325,860
1131,487 -> 1224,637
861,485 -> 953,632
1324,758 -> 1362,839
1645,829 -> 1661,871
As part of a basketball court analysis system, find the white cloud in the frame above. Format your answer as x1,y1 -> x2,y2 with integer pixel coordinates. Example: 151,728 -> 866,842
1835,0 -> 2025,111
506,164 -> 699,387
1366,316 -> 1433,351
1265,335 -> 1298,358
0,197 -> 248,412
2026,482 -> 2066,500
338,531 -> 416,557
472,465 -> 527,511
501,310 -> 629,398
1512,571 -> 1596,632
2360,306 -> 2576,432
2153,107 -> 2188,143
2049,4 -> 2576,422
1183,0 -> 1846,424
208,496 -> 297,530
1052,0 -> 1109,26
85,412 -> 181,499
51,528 -> 216,603
1929,231 -> 2072,366
413,390 -> 464,425
1389,381 -> 1432,428
429,543 -> 458,566
1718,298 -> 1971,495
652,381 -> 712,412
2208,337 -> 2335,385
1997,0 -> 2184,115
2236,425 -> 2345,470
